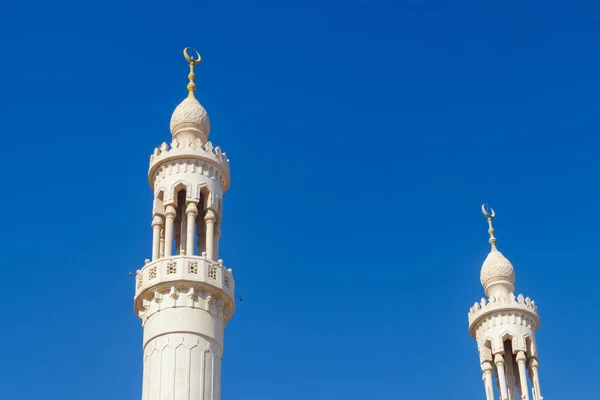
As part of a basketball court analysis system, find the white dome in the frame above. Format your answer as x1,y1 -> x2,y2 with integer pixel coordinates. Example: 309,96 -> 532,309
169,97 -> 211,141
480,249 -> 516,296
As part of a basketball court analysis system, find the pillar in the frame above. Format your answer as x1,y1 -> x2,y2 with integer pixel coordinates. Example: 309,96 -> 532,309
495,353 -> 509,400
528,358 -> 543,400
186,202 -> 198,255
164,205 -> 176,257
151,215 -> 164,261
205,209 -> 216,260
516,351 -> 530,400
481,361 -> 494,400
181,208 -> 187,255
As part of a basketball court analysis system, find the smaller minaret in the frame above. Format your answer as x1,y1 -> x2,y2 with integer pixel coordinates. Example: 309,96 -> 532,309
468,205 -> 544,400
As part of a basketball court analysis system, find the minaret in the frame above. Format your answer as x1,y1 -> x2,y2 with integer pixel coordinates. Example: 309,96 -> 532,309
468,205 -> 544,400
134,48 -> 235,400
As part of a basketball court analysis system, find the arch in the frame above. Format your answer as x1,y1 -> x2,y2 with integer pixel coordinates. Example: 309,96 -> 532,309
153,188 -> 166,215
479,338 -> 493,362
524,335 -> 537,359
197,184 -> 214,210
196,184 -> 211,207
498,330 -> 519,354
169,179 -> 192,206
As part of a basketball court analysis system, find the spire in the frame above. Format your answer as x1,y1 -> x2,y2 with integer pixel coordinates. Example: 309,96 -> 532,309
183,47 -> 202,98
479,204 -> 515,297
481,204 -> 497,251
170,48 -> 211,142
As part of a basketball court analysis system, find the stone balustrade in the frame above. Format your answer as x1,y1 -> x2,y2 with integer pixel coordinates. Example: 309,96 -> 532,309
135,255 -> 234,301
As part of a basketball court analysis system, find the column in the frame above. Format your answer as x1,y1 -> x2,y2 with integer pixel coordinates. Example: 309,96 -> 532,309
528,358 -> 543,400
205,209 -> 217,260
186,202 -> 198,255
516,351 -> 530,400
495,353 -> 509,400
481,361 -> 495,400
151,215 -> 164,261
528,368 -> 537,400
181,209 -> 187,255
164,205 -> 176,257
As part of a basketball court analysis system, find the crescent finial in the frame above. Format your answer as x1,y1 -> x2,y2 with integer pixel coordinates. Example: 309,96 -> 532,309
481,203 -> 497,250
183,47 -> 202,65
481,203 -> 495,219
183,47 -> 202,98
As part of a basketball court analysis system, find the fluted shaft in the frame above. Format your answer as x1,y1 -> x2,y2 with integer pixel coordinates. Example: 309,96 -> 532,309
164,205 -> 177,257
186,202 -> 198,256
481,361 -> 494,400
151,215 -> 164,261
529,358 -> 543,400
205,209 -> 216,260
495,353 -> 508,400
516,351 -> 530,400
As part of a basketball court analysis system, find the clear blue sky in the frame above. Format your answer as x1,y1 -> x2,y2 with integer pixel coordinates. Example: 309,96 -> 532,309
1,1 -> 598,399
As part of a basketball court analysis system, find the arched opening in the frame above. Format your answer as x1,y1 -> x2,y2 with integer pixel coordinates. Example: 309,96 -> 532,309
501,337 -> 519,400
195,187 -> 212,257
174,188 -> 186,255
194,188 -> 207,256
155,190 -> 166,258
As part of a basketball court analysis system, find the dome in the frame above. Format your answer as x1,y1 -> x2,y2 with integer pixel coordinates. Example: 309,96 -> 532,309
169,97 -> 211,142
480,249 -> 516,296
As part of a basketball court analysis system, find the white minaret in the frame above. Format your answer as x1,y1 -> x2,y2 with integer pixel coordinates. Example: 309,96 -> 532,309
134,48 -> 235,400
468,205 -> 544,400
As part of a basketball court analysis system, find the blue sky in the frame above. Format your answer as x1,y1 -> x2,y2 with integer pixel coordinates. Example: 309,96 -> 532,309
1,0 -> 599,399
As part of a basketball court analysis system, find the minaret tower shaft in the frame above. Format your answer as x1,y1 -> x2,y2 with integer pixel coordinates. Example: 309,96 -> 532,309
468,205 -> 544,400
134,48 -> 235,400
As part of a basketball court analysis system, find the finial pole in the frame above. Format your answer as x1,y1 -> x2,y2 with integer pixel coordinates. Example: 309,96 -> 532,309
481,204 -> 497,250
183,47 -> 202,98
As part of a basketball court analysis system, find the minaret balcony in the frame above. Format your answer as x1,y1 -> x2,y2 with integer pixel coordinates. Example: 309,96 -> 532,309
134,255 -> 235,302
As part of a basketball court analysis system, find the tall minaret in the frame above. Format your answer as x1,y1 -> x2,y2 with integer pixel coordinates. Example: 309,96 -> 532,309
468,205 -> 543,400
134,48 -> 235,400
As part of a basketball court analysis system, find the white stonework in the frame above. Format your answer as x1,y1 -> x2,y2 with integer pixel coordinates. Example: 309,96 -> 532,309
135,54 -> 234,400
468,205 -> 544,400
170,97 -> 211,143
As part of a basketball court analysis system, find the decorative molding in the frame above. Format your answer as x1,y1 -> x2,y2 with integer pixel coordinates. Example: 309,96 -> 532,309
136,284 -> 233,326
148,139 -> 230,190
469,292 -> 538,328
151,158 -> 227,205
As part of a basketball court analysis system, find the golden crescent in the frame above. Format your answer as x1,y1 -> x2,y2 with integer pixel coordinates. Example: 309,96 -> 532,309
183,47 -> 202,65
481,203 -> 495,219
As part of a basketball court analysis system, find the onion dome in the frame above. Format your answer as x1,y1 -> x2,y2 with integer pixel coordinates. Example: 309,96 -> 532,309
170,97 -> 211,141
